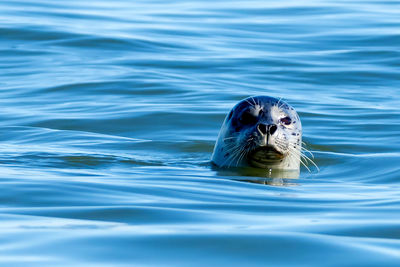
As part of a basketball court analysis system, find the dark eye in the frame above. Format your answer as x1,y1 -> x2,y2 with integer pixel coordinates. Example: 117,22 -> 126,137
280,116 -> 292,125
240,112 -> 257,125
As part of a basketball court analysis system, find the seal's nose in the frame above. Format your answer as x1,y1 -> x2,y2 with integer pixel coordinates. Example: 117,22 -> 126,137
257,123 -> 277,136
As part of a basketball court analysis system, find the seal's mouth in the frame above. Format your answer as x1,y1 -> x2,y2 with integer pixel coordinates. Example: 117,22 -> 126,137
247,146 -> 285,168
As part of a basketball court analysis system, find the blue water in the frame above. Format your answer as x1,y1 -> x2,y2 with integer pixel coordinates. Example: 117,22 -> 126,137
1,0 -> 400,265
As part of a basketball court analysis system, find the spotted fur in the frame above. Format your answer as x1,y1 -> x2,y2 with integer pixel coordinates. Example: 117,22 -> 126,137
212,96 -> 302,171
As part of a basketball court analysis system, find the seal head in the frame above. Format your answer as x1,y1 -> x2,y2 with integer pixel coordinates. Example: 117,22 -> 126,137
212,96 -> 302,171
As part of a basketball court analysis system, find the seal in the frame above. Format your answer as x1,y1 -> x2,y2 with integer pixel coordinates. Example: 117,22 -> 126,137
212,96 -> 303,171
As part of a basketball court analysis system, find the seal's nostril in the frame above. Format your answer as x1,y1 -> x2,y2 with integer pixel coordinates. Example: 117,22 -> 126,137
257,123 -> 268,135
258,124 -> 278,136
269,125 -> 277,135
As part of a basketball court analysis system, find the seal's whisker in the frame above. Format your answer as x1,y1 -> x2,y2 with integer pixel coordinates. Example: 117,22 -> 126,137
223,136 -> 237,141
295,147 -> 317,167
219,144 -> 238,157
300,141 -> 316,159
289,147 -> 308,163
291,148 -> 309,163
300,152 -> 312,165
231,147 -> 244,168
221,149 -> 237,168
301,146 -> 315,159
223,141 -> 241,150
236,147 -> 247,167
235,137 -> 253,167
250,96 -> 257,107
255,97 -> 261,107
277,97 -> 283,108
231,145 -> 243,165
244,99 -> 255,108
290,147 -> 319,172
223,146 -> 242,156
223,142 -> 245,168
291,149 -> 311,172
287,147 -> 310,172
300,158 -> 311,172
301,152 -> 319,172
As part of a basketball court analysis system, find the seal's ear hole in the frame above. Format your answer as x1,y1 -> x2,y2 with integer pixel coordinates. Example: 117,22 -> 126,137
228,110 -> 233,120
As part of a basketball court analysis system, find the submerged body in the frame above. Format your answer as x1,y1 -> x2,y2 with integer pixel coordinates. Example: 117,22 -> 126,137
212,96 -> 302,172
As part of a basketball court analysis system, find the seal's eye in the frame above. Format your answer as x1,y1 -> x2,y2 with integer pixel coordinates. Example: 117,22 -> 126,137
280,116 -> 292,125
240,111 -> 257,125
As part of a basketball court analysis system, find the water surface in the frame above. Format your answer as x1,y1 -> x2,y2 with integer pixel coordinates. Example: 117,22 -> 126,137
1,0 -> 400,266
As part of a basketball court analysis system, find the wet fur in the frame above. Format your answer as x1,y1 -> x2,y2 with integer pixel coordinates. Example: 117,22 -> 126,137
212,96 -> 302,171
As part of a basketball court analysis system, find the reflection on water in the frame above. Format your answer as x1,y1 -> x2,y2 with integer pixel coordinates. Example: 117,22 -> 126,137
240,177 -> 299,186
213,165 -> 301,183
1,0 -> 400,266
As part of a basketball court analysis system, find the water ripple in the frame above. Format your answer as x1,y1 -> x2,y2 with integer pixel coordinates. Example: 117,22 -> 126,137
1,0 -> 400,266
